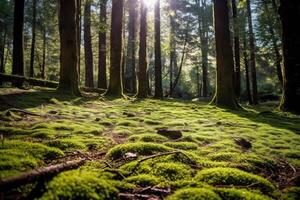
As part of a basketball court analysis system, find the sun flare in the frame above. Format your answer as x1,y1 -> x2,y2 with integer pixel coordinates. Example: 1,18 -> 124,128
143,0 -> 158,7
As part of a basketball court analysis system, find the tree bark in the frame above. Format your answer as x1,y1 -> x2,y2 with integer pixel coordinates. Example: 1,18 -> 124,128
41,27 -> 46,79
125,0 -> 137,93
169,0 -> 176,97
29,0 -> 37,78
232,0 -> 241,97
246,0 -> 258,104
212,0 -> 238,109
243,32 -> 253,105
0,31 -> 6,74
106,0 -> 124,96
98,0 -> 107,89
12,0 -> 25,87
137,0 -> 148,98
279,0 -> 300,114
76,0 -> 81,83
84,0 -> 94,88
154,0 -> 163,98
57,0 -> 81,96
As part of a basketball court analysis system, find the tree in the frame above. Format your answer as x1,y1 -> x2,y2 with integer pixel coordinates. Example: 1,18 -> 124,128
12,0 -> 25,87
232,0 -> 241,97
169,0 -> 177,97
84,0 -> 94,88
106,0 -> 124,96
57,0 -> 81,96
124,0 -> 138,93
279,0 -> 300,113
137,0 -> 148,98
212,0 -> 237,109
154,0 -> 163,98
98,0 -> 107,89
29,0 -> 37,78
76,0 -> 81,82
246,0 -> 258,104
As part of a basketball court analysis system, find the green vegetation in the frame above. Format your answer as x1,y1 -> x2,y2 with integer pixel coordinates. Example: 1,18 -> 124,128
0,88 -> 299,199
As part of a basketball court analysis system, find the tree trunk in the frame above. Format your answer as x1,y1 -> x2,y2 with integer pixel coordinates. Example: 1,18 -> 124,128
279,0 -> 300,114
0,31 -> 6,86
57,0 -> 81,96
125,0 -> 137,93
212,0 -> 238,109
246,0 -> 258,104
29,0 -> 37,78
106,0 -> 124,96
98,0 -> 107,89
243,32 -> 253,105
137,0 -> 148,98
12,0 -> 25,87
232,0 -> 241,97
154,0 -> 163,98
263,1 -> 283,85
76,0 -> 81,83
41,27 -> 46,79
169,0 -> 176,97
84,0 -> 94,88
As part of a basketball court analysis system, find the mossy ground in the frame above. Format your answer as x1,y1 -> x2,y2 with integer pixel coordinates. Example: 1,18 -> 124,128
0,87 -> 299,199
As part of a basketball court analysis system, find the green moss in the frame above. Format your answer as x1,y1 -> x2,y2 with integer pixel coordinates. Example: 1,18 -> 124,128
282,187 -> 300,200
106,142 -> 172,160
166,188 -> 221,200
45,139 -> 86,150
128,134 -> 168,143
153,162 -> 193,181
40,170 -> 119,200
195,168 -> 275,194
125,174 -> 160,187
215,188 -> 272,200
164,142 -> 198,150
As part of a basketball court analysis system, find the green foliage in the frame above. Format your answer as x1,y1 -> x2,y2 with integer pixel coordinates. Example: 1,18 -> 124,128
195,168 -> 275,194
164,142 -> 198,150
214,188 -> 272,200
106,142 -> 172,160
166,188 -> 222,200
152,162 -> 193,181
125,174 -> 160,187
40,170 -> 119,200
282,187 -> 300,200
128,134 -> 168,143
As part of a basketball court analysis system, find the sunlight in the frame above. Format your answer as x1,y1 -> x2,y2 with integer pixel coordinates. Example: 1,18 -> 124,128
143,0 -> 158,8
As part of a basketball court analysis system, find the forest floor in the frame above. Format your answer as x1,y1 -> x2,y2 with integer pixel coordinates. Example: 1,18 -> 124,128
0,87 -> 299,200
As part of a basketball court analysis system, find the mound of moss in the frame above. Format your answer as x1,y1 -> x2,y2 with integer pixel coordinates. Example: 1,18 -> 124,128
166,188 -> 221,200
164,142 -> 198,150
106,142 -> 171,160
128,134 -> 168,143
153,162 -> 193,181
40,170 -> 119,200
215,188 -> 272,200
125,174 -> 160,187
45,139 -> 86,151
282,187 -> 300,200
195,168 -> 275,194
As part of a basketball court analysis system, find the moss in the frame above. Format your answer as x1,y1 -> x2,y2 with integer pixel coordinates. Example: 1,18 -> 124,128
40,170 -> 119,200
195,168 -> 275,194
125,174 -> 160,187
166,188 -> 221,200
164,142 -> 198,150
128,134 -> 168,143
144,119 -> 162,125
153,162 -> 193,181
282,187 -> 300,200
215,188 -> 272,200
45,139 -> 86,150
106,142 -> 172,160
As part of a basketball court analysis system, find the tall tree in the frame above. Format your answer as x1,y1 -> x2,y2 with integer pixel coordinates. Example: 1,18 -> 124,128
232,0 -> 241,97
154,0 -> 163,98
84,0 -> 94,88
106,0 -> 124,96
57,0 -> 81,96
124,0 -> 137,93
169,0 -> 176,97
279,0 -> 300,113
12,0 -> 25,87
76,0 -> 81,83
212,0 -> 238,109
137,0 -> 148,98
29,0 -> 37,77
246,0 -> 258,104
98,0 -> 107,89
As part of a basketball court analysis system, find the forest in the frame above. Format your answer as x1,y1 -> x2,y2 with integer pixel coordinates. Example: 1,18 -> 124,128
0,0 -> 299,199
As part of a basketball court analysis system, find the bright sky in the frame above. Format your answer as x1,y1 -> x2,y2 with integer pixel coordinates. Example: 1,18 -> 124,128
143,0 -> 158,8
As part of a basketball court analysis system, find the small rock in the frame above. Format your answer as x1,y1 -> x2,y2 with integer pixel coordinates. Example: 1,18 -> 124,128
157,129 -> 182,140
48,110 -> 58,115
123,112 -> 135,117
125,152 -> 138,159
95,118 -> 101,122
234,138 -> 252,149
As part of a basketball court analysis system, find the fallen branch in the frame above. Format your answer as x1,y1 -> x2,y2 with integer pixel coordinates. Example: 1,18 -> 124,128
4,108 -> 44,117
118,193 -> 158,200
0,159 -> 86,191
